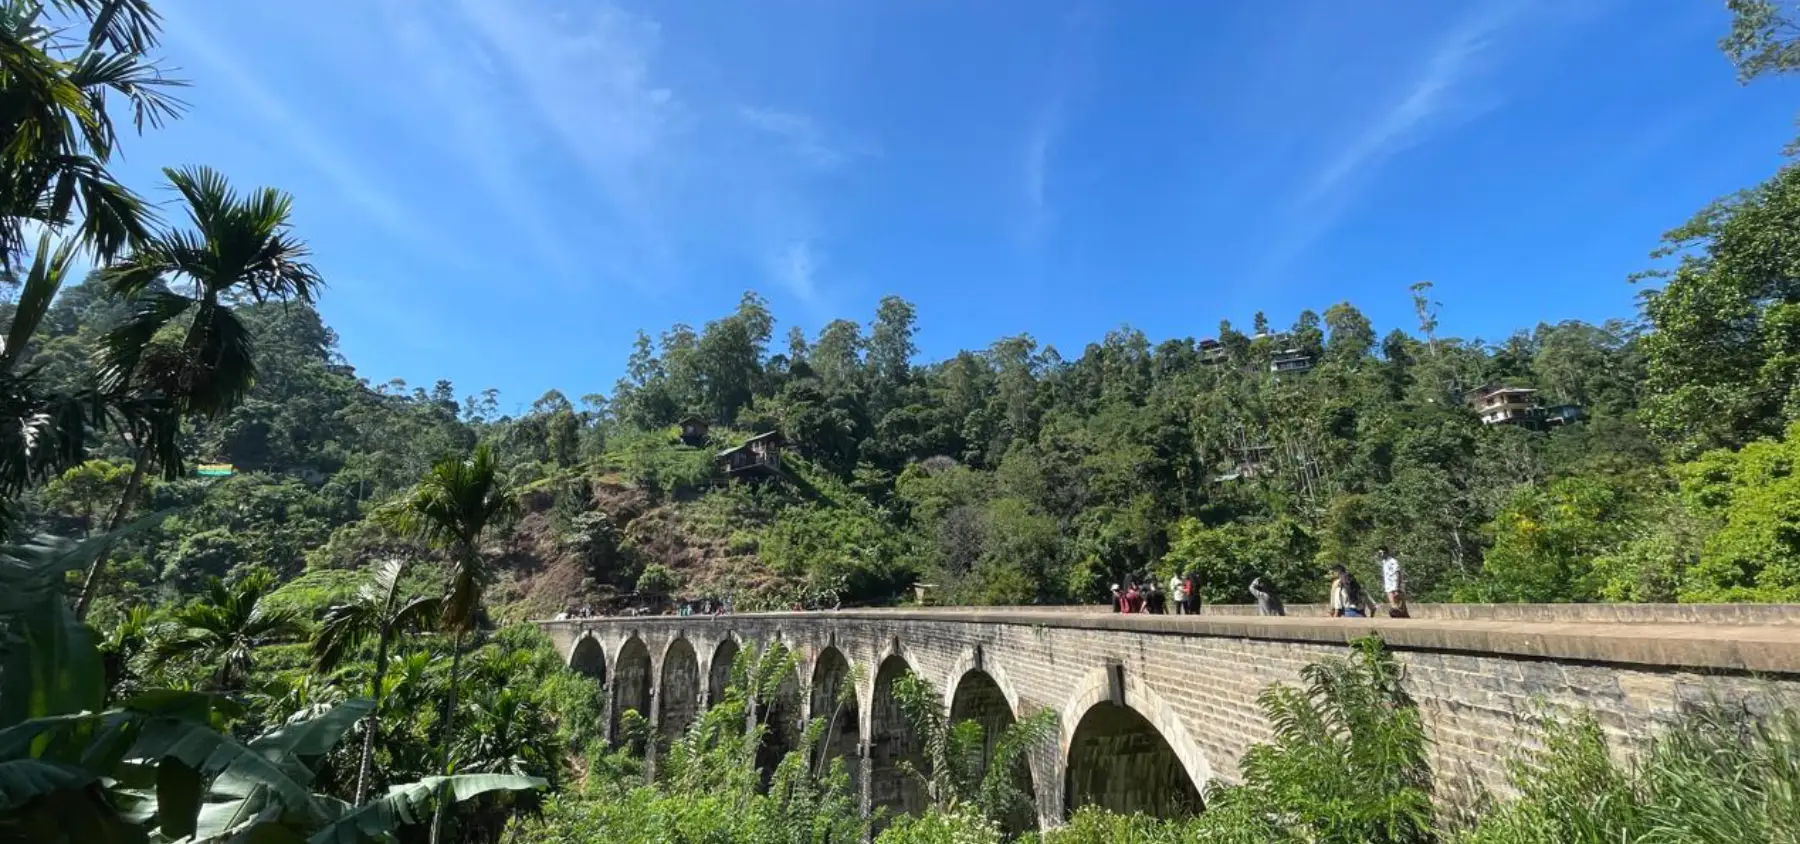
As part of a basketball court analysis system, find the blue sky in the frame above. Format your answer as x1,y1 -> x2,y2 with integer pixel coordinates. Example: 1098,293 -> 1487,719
115,0 -> 1799,411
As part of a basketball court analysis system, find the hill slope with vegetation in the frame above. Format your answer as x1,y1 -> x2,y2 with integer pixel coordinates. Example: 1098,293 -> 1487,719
7,0 -> 1800,842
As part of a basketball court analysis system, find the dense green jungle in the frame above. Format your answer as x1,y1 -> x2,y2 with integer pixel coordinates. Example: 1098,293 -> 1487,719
5,1 -> 1800,842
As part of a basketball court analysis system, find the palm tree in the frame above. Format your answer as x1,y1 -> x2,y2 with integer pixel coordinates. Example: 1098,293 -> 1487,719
74,165 -> 323,616
312,558 -> 442,804
382,443 -> 514,844
153,570 -> 306,692
0,233 -> 180,534
0,0 -> 184,269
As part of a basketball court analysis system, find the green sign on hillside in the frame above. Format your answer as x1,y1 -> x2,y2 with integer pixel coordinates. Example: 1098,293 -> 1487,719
197,463 -> 235,477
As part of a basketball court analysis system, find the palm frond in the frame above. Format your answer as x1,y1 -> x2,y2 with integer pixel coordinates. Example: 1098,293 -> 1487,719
47,0 -> 162,53
0,233 -> 74,374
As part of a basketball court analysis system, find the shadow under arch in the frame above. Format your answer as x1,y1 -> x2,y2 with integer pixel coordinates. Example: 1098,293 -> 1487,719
568,634 -> 606,683
660,637 -> 700,741
1059,670 -> 1206,820
950,668 -> 1038,835
709,638 -> 741,706
809,645 -> 861,789
613,636 -> 653,752
870,653 -> 926,830
751,646 -> 803,788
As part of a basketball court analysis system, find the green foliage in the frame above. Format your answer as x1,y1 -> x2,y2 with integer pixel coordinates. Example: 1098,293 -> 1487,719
601,426 -> 717,497
1471,475 -> 1653,603
1673,423 -> 1800,600
1196,637 -> 1434,844
512,643 -> 868,844
634,562 -> 680,596
758,497 -> 909,604
1640,158 -> 1800,456
1161,516 -> 1319,605
1461,702 -> 1800,844
152,569 -> 307,692
889,671 -> 1055,831
1721,0 -> 1800,82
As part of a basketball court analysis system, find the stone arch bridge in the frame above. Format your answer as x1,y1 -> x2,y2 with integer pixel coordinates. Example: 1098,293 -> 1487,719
538,605 -> 1800,830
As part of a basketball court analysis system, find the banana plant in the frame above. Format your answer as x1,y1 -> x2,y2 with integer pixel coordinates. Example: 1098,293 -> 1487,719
0,524 -> 544,843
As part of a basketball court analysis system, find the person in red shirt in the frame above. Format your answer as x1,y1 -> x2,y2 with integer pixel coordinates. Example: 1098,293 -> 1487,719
1124,580 -> 1145,613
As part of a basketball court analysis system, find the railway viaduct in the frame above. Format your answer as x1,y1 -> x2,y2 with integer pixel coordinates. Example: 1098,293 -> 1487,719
536,605 -> 1800,830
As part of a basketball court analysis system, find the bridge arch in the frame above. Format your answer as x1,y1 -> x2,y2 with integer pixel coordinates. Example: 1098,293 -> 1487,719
568,633 -> 606,682
660,637 -> 700,741
708,638 -> 741,706
870,652 -> 927,827
752,655 -> 804,785
613,636 -> 654,750
1060,668 -> 1207,819
949,663 -> 1038,834
809,645 -> 861,789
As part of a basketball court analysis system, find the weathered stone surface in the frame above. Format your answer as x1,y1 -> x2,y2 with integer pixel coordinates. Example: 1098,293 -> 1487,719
538,607 -> 1800,828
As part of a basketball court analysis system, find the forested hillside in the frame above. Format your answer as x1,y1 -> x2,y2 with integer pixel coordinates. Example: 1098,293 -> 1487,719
9,1 -> 1800,842
24,205 -> 1800,622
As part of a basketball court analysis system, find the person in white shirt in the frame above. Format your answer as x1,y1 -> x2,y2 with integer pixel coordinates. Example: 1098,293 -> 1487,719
1378,546 -> 1409,618
1169,573 -> 1188,615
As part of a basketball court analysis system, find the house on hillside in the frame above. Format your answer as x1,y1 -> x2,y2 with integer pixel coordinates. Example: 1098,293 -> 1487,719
716,431 -> 785,481
1198,338 -> 1228,365
1541,404 -> 1583,428
1466,384 -> 1541,426
677,415 -> 710,447
1270,349 -> 1314,376
1465,384 -> 1584,430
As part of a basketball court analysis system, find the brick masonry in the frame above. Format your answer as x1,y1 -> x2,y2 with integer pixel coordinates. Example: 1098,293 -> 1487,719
538,608 -> 1800,829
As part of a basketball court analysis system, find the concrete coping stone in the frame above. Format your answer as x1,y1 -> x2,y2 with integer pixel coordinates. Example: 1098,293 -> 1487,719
540,608 -> 1800,676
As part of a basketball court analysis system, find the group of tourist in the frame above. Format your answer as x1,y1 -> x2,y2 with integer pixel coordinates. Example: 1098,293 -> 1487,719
1108,547 -> 1410,619
1328,546 -> 1410,618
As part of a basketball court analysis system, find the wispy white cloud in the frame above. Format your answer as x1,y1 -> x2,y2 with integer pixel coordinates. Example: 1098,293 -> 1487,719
1296,4 -> 1522,211
738,106 -> 870,171
1254,0 -> 1534,287
379,0 -> 584,282
1019,100 -> 1065,252
768,239 -> 820,301
168,0 -> 861,304
156,3 -> 476,268
401,0 -> 852,301
450,0 -> 683,286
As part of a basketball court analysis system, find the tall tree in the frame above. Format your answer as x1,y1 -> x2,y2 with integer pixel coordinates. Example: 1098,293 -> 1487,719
15,246 -> 188,564
0,0 -> 182,268
383,443 -> 514,844
313,558 -> 442,803
867,295 -> 918,417
152,570 -> 305,692
75,166 -> 322,616
1639,162 -> 1800,455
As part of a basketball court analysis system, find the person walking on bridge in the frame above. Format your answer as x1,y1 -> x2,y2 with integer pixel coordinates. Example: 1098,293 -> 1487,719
1122,579 -> 1145,614
1379,546 -> 1410,618
1169,572 -> 1188,615
1329,565 -> 1374,618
